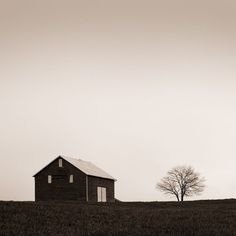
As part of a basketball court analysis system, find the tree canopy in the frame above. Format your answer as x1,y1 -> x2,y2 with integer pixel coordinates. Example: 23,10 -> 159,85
156,166 -> 206,201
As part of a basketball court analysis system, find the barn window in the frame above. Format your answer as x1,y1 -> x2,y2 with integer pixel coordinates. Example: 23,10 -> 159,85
97,187 -> 107,202
69,175 -> 74,183
59,159 -> 63,167
48,175 -> 52,184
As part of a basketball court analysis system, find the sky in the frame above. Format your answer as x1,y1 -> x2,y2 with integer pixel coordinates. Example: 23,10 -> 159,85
1,0 -> 236,201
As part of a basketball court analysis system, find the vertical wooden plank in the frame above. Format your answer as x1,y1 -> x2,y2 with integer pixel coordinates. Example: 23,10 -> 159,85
86,176 -> 89,202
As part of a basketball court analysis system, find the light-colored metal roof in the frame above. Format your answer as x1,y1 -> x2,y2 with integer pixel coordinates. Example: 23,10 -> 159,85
61,156 -> 116,180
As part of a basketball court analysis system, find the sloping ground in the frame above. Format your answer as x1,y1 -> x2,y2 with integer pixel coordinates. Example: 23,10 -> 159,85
1,200 -> 236,236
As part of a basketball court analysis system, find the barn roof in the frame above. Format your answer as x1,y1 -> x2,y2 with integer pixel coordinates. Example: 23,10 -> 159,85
61,156 -> 116,180
33,156 -> 116,181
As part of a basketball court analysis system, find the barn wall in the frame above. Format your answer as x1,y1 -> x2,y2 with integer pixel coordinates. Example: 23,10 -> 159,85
88,176 -> 115,202
35,158 -> 87,201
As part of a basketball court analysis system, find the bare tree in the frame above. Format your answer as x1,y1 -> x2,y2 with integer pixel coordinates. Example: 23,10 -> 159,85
156,166 -> 206,202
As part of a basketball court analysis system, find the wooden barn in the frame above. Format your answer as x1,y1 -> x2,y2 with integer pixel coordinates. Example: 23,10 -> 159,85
33,156 -> 116,202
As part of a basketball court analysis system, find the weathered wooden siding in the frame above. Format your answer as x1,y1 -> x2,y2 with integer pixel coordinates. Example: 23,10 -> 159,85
35,158 -> 87,201
88,176 -> 115,202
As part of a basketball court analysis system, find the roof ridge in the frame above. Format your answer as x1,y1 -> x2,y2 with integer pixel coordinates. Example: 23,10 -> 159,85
61,155 -> 85,162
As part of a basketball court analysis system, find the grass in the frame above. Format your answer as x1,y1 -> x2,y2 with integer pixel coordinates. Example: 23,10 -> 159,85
1,199 -> 236,235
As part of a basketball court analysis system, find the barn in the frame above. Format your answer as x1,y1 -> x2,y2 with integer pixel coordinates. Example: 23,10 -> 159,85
33,156 -> 116,202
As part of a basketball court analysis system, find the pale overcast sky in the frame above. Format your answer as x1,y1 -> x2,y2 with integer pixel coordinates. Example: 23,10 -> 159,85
1,0 -> 236,201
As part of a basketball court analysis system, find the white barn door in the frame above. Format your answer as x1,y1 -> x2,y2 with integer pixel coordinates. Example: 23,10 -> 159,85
97,187 -> 107,202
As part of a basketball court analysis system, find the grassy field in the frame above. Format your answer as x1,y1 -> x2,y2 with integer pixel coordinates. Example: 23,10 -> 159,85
1,199 -> 236,236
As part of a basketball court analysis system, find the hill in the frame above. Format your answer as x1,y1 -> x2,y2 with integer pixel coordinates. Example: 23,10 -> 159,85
1,199 -> 236,235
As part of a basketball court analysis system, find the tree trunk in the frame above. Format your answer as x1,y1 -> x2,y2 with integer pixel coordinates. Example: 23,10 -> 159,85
176,195 -> 180,202
181,194 -> 184,202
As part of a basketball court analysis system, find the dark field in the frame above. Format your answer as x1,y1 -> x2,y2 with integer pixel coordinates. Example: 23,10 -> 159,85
1,200 -> 236,236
